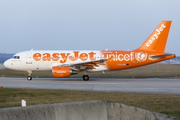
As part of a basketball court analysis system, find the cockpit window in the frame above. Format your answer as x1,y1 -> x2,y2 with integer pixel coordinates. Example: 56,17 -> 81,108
14,56 -> 20,59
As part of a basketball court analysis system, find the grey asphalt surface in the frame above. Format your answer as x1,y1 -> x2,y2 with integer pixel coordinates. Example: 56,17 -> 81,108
0,77 -> 180,94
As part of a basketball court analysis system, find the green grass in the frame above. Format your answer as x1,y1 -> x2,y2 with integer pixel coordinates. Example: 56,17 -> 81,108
0,88 -> 180,118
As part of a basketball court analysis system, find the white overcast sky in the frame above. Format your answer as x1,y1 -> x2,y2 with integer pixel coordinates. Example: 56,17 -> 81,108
0,0 -> 179,55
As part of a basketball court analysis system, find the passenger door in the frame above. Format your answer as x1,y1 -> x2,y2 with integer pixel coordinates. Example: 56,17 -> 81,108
26,52 -> 32,64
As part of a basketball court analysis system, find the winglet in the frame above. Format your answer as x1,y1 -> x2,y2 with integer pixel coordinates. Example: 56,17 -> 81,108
135,21 -> 172,52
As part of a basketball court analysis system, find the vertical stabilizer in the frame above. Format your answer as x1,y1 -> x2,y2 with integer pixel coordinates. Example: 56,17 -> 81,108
135,21 -> 172,52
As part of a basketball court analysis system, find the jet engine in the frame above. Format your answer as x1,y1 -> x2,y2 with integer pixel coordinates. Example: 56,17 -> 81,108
52,66 -> 78,78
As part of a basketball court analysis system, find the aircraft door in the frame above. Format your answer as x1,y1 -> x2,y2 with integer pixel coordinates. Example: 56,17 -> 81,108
131,52 -> 138,64
26,52 -> 32,64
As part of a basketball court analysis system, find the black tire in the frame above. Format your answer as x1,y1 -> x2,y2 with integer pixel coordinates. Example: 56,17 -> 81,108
27,76 -> 32,81
83,75 -> 89,81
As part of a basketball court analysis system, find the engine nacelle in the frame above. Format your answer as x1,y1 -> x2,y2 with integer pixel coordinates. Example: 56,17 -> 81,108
52,66 -> 78,78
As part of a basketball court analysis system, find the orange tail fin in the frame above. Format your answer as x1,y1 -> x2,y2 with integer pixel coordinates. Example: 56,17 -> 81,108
135,21 -> 172,52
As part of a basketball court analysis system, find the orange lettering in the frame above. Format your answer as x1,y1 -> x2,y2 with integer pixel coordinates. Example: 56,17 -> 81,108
33,51 -> 97,62
80,53 -> 88,61
69,51 -> 79,61
60,53 -> 70,63
89,52 -> 96,60
52,53 -> 59,61
33,53 -> 41,61
42,53 -> 51,61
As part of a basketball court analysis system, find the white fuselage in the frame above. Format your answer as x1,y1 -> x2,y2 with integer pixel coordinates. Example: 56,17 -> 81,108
4,50 -> 107,72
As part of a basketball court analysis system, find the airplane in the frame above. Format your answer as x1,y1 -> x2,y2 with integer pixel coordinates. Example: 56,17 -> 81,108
4,21 -> 175,81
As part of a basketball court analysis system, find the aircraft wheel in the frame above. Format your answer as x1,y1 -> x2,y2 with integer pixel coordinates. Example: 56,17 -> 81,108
83,75 -> 89,81
27,76 -> 32,81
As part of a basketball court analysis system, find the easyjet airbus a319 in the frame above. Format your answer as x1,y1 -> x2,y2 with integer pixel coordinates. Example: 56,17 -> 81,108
4,21 -> 176,81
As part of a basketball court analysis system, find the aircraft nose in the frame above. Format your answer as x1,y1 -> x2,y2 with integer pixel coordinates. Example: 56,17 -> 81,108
3,59 -> 11,69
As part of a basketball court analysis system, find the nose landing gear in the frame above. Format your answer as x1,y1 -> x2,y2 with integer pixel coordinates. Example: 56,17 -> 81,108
27,70 -> 32,81
27,76 -> 32,81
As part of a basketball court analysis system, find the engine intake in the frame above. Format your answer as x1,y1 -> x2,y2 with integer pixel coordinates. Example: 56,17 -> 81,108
52,66 -> 78,78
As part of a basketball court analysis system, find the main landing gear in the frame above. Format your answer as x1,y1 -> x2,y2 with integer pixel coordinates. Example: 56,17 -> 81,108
27,70 -> 32,81
26,70 -> 90,81
83,75 -> 89,81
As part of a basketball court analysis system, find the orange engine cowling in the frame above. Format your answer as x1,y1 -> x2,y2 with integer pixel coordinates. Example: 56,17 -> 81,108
52,66 -> 78,78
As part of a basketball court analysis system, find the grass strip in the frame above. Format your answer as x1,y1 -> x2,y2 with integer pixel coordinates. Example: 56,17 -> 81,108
0,88 -> 180,118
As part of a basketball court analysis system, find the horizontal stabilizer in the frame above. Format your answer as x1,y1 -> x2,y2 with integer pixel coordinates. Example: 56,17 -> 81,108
149,54 -> 174,59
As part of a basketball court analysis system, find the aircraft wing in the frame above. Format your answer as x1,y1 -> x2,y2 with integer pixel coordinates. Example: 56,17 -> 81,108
57,59 -> 107,70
